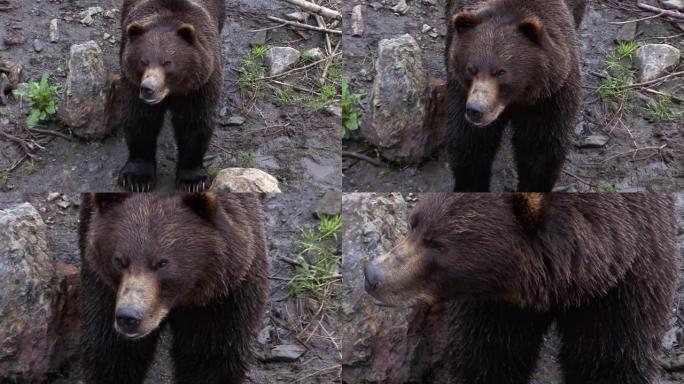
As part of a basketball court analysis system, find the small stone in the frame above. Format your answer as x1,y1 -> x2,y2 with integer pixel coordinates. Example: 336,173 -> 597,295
33,39 -> 43,52
79,6 -> 103,26
421,24 -> 432,33
314,191 -> 341,217
103,33 -> 111,40
104,8 -> 118,19
614,21 -> 636,42
351,5 -> 364,37
264,47 -> 301,76
264,344 -> 306,362
56,200 -> 71,209
46,192 -> 61,202
257,326 -> 272,345
302,47 -> 325,61
286,12 -> 309,23
392,0 -> 409,14
635,44 -> 681,82
250,30 -> 267,47
577,134 -> 609,149
210,168 -> 282,193
660,0 -> 684,10
226,115 -> 246,126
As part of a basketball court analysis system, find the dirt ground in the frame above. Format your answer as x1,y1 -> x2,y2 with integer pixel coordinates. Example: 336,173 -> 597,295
342,0 -> 684,192
0,0 -> 341,193
0,192 -> 342,384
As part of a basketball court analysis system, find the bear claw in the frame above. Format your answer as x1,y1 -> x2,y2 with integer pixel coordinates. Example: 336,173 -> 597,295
176,168 -> 211,192
118,161 -> 156,192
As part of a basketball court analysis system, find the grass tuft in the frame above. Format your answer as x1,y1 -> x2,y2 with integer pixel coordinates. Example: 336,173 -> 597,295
13,74 -> 60,128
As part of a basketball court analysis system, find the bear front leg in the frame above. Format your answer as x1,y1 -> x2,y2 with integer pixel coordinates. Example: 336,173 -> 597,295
446,85 -> 506,192
118,82 -> 166,192
556,278 -> 670,384
511,87 -> 577,192
80,263 -> 160,384
169,302 -> 254,384
448,300 -> 552,384
169,88 -> 217,192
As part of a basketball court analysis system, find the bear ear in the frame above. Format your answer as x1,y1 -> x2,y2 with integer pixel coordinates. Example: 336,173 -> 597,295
452,12 -> 482,35
183,193 -> 219,220
518,16 -> 544,44
177,23 -> 197,44
90,193 -> 130,212
126,22 -> 147,41
511,193 -> 545,229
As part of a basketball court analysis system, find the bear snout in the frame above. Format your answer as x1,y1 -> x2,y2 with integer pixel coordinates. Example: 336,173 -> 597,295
139,67 -> 169,104
363,263 -> 381,293
115,307 -> 143,335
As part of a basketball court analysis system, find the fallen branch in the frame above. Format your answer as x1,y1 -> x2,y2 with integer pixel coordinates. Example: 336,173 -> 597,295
29,127 -> 72,141
625,71 -> 684,89
260,57 -> 329,81
266,15 -> 341,35
342,151 -> 386,167
283,0 -> 341,20
0,130 -> 39,158
562,170 -> 593,187
637,3 -> 684,19
640,88 -> 684,103
609,12 -> 665,24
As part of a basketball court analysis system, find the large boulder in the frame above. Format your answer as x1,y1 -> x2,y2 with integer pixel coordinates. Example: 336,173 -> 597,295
0,203 -> 65,382
363,34 -> 432,164
341,194 -> 449,383
635,44 -> 680,83
58,41 -> 111,140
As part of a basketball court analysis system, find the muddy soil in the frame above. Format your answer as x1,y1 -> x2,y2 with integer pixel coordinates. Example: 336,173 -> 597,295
0,0 -> 341,193
342,0 -> 684,193
0,192 -> 342,384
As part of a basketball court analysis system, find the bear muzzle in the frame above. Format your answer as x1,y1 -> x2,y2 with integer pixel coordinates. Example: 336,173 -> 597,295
466,78 -> 506,127
140,67 -> 170,105
114,273 -> 169,339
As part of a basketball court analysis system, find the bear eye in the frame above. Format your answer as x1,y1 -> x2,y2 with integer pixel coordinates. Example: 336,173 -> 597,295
139,59 -> 149,68
466,65 -> 478,76
114,257 -> 127,270
426,240 -> 445,251
494,69 -> 506,77
156,259 -> 169,270
162,61 -> 172,68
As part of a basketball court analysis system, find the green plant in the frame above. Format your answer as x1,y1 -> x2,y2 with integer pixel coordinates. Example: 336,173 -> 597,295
646,96 -> 684,122
308,83 -> 337,110
273,86 -> 299,107
13,74 -> 60,128
597,43 -> 638,104
0,172 -> 7,189
341,80 -> 366,139
208,164 -> 221,179
237,44 -> 270,93
24,160 -> 38,175
289,214 -> 342,299
599,184 -> 616,192
239,153 -> 254,166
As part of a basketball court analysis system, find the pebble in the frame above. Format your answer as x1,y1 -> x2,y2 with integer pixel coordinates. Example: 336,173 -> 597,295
660,0 -> 684,10
49,19 -> 59,43
577,134 -> 610,149
264,344 -> 306,362
33,39 -> 43,52
351,5 -> 364,37
46,192 -> 61,202
635,44 -> 681,82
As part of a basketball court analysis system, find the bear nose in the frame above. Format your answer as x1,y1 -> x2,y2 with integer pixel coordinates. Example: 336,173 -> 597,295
116,307 -> 143,333
465,101 -> 485,123
140,82 -> 156,99
364,263 -> 381,293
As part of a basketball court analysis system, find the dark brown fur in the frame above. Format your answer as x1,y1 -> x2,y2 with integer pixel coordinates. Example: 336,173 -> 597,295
445,0 -> 585,191
118,0 -> 225,192
365,193 -> 677,383
79,193 -> 267,384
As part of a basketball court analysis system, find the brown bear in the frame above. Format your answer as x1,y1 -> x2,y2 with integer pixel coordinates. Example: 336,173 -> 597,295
79,193 -> 267,384
445,0 -> 586,192
364,193 -> 677,384
118,0 -> 225,192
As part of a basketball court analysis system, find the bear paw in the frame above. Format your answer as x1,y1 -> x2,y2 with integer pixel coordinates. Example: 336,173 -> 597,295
118,161 -> 157,192
176,167 -> 211,192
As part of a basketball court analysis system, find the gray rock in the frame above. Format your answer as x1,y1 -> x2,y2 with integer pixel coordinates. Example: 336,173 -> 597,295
210,168 -> 282,193
264,47 -> 301,76
302,47 -> 325,61
660,0 -> 684,10
33,39 -> 43,52
614,21 -> 636,42
0,203 -> 64,382
49,19 -> 59,43
363,34 -> 430,164
577,134 -> 610,149
225,115 -> 246,126
250,30 -> 267,47
392,0 -> 409,14
635,44 -> 681,82
263,344 -> 306,362
314,191 -> 341,217
58,41 -> 111,140
80,6 -> 103,26
342,194 -> 449,383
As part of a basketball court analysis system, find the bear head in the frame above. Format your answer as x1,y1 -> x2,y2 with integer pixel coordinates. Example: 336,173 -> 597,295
84,193 -> 254,339
446,6 -> 571,127
364,193 -> 545,307
122,20 -> 214,105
